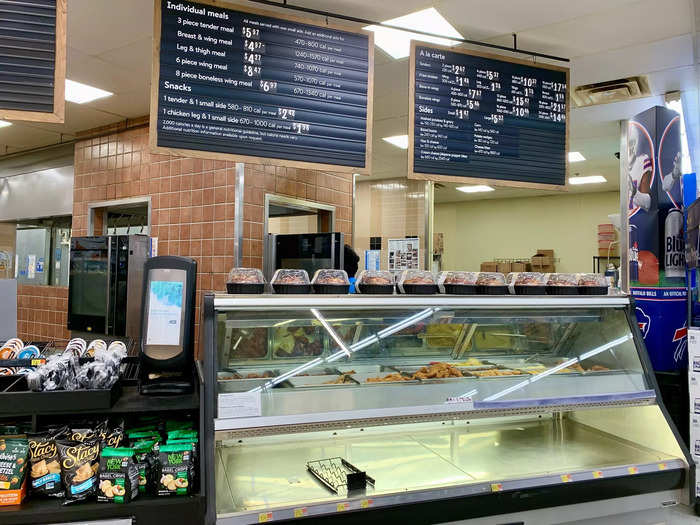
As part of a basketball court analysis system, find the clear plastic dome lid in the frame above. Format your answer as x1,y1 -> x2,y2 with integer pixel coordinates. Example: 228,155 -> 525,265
545,273 -> 578,286
476,272 -> 506,286
312,269 -> 349,285
227,267 -> 265,284
506,272 -> 546,286
577,273 -> 608,287
271,269 -> 310,285
398,270 -> 436,286
438,271 -> 478,285
355,270 -> 394,286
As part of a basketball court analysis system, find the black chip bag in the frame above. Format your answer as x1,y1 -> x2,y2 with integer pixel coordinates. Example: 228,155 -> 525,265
68,428 -> 96,443
98,421 -> 124,450
132,440 -> 157,495
57,439 -> 100,503
28,432 -> 63,497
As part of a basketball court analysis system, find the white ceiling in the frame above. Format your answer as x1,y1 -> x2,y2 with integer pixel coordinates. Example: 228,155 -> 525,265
0,0 -> 697,205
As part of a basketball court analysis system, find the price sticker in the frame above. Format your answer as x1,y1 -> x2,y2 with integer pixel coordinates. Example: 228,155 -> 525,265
658,463 -> 667,471
592,470 -> 604,479
628,467 -> 639,475
258,512 -> 273,522
360,499 -> 373,509
293,508 -> 307,518
491,483 -> 503,492
337,502 -> 349,512
30,358 -> 44,366
560,474 -> 572,483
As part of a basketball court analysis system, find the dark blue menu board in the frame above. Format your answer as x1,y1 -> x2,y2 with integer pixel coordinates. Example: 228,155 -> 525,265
412,45 -> 568,186
0,0 -> 56,113
156,0 -> 371,169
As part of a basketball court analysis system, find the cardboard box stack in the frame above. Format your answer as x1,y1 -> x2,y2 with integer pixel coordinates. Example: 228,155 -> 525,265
597,223 -> 618,256
530,249 -> 556,273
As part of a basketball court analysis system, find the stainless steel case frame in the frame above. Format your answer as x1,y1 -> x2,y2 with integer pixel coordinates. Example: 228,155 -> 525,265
200,294 -> 694,525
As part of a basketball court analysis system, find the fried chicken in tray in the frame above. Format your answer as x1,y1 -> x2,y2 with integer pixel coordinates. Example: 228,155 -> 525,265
412,362 -> 463,379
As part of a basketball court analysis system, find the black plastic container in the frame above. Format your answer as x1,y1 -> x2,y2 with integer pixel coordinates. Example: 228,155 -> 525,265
357,283 -> 395,295
443,284 -> 477,295
226,283 -> 265,294
0,376 -> 121,415
313,284 -> 349,294
477,285 -> 509,295
578,286 -> 608,295
546,286 -> 579,295
400,284 -> 439,295
273,284 -> 312,294
513,285 -> 547,295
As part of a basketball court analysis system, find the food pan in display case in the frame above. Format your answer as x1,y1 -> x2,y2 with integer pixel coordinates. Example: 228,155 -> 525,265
200,294 -> 693,525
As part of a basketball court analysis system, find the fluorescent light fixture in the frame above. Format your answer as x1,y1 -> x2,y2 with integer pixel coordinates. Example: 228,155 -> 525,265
364,8 -> 463,59
382,135 -> 409,149
0,120 -> 12,128
65,79 -> 113,104
569,175 -> 607,185
665,98 -> 692,175
456,185 -> 495,193
568,151 -> 585,162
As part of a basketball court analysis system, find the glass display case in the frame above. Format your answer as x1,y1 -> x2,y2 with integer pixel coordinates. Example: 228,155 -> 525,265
201,295 -> 693,524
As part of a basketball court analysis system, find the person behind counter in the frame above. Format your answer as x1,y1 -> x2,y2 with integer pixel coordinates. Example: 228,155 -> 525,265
344,244 -> 359,293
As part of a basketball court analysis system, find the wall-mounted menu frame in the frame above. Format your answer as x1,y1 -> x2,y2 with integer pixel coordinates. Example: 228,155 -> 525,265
0,0 -> 66,123
408,42 -> 569,190
150,0 -> 373,173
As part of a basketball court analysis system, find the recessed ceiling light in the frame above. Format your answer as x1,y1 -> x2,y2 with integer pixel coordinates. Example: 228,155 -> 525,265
0,120 -> 12,128
456,185 -> 495,193
569,175 -> 607,185
364,8 -> 463,59
382,135 -> 409,149
568,151 -> 585,162
65,79 -> 113,104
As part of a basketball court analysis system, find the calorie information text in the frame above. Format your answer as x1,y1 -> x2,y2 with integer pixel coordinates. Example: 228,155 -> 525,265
156,0 -> 370,168
412,45 -> 567,185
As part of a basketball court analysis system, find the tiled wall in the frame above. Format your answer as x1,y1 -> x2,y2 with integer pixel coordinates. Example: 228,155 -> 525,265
14,124 -> 354,348
16,285 -> 70,345
354,178 -> 427,270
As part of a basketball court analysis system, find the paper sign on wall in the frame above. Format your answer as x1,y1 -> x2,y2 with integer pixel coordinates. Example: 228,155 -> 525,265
27,255 -> 36,279
364,250 -> 381,270
388,238 -> 420,271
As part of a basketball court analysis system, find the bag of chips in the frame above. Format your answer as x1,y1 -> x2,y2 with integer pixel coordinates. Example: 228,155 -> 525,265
57,439 -> 100,504
0,437 -> 29,491
27,431 -> 63,497
97,448 -> 139,504
156,443 -> 192,496
132,439 -> 157,495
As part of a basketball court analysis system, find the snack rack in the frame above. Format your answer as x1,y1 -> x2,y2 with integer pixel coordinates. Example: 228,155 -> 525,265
0,363 -> 205,525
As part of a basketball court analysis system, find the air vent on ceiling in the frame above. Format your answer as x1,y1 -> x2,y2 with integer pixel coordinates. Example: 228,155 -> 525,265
572,76 -> 651,108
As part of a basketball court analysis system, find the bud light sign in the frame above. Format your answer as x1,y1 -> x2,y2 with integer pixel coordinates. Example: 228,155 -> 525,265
628,105 -> 686,371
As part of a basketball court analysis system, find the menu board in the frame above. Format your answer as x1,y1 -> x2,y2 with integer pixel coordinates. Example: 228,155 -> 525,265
409,43 -> 569,189
0,0 -> 66,123
151,0 -> 373,172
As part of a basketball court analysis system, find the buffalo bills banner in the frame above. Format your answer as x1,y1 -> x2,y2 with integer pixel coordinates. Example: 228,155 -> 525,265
628,105 -> 686,370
